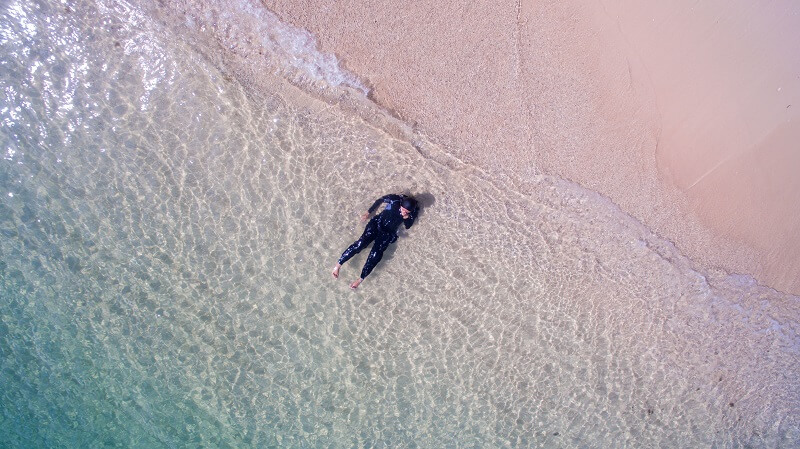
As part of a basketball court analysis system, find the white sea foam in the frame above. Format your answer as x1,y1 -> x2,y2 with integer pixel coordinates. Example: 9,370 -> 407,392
152,0 -> 369,95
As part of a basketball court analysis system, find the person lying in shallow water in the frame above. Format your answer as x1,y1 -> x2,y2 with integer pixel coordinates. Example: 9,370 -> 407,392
332,194 -> 419,289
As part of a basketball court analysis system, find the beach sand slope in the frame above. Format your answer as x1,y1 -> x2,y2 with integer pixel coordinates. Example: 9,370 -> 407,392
264,0 -> 800,295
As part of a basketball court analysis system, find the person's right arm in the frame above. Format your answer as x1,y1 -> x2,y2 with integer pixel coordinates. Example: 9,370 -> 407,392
361,194 -> 401,221
367,194 -> 401,213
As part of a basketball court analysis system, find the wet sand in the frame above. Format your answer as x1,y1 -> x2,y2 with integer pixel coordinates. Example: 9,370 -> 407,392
263,0 -> 800,295
2,1 -> 797,445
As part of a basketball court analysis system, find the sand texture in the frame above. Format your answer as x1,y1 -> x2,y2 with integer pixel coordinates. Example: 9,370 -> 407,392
263,0 -> 800,295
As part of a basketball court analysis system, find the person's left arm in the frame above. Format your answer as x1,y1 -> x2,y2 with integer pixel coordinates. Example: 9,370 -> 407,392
403,204 -> 420,229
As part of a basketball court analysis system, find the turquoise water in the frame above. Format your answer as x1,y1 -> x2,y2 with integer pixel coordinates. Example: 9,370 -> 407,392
1,0 -> 798,447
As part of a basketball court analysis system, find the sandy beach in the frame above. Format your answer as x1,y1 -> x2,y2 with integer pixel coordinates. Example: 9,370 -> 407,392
263,0 -> 800,295
2,0 -> 799,445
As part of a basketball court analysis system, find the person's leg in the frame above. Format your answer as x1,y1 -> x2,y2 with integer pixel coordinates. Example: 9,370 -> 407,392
333,221 -> 377,278
350,233 -> 394,288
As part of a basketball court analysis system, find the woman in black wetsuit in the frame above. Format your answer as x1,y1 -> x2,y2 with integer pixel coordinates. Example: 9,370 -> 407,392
332,194 -> 419,289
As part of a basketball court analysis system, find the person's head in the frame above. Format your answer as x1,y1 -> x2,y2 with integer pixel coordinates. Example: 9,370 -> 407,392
400,196 -> 417,219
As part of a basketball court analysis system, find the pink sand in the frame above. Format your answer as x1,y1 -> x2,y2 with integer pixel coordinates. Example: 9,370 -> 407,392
264,0 -> 800,294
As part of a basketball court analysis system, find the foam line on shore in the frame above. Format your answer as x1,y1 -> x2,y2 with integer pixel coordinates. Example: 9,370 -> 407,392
140,0 -> 800,302
139,0 -> 369,95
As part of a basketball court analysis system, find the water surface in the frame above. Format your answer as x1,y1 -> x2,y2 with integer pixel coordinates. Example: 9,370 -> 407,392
0,0 -> 798,447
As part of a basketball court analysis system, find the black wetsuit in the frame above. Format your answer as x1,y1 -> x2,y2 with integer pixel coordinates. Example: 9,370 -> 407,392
337,194 -> 419,279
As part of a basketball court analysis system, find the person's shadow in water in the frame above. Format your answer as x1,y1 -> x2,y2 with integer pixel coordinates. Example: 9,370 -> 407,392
374,191 -> 436,267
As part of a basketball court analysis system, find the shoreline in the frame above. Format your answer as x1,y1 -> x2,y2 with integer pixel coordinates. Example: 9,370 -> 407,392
2,0 -> 798,444
262,0 -> 800,295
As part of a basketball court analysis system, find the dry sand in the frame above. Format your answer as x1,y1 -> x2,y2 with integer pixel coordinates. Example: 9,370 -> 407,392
263,0 -> 800,295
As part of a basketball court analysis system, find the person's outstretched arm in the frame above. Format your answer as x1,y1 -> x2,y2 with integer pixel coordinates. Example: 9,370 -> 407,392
361,194 -> 402,221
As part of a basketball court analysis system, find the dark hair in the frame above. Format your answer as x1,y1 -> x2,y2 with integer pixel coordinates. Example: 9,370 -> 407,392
401,197 -> 417,211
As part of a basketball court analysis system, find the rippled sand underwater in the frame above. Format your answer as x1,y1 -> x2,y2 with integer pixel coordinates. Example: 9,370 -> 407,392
1,0 -> 798,447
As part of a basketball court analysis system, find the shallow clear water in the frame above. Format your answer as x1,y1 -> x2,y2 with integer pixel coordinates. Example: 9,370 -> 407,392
1,0 -> 798,447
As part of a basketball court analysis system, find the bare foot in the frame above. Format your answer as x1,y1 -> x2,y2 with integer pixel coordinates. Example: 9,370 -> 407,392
350,278 -> 363,290
332,264 -> 341,279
